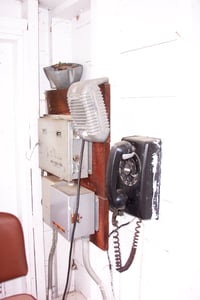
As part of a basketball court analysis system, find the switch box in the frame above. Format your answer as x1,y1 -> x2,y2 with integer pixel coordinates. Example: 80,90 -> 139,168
50,183 -> 98,240
38,115 -> 90,181
41,175 -> 65,226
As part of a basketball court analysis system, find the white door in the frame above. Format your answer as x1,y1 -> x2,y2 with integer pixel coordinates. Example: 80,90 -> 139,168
0,18 -> 45,299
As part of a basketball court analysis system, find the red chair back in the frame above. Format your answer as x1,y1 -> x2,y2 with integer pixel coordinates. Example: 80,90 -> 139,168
0,212 -> 28,282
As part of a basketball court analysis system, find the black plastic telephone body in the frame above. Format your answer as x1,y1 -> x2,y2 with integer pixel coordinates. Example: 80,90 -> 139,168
106,135 -> 162,220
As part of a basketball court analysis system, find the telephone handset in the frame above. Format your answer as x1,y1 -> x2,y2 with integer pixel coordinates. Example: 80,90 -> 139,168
106,135 -> 162,272
106,140 -> 141,212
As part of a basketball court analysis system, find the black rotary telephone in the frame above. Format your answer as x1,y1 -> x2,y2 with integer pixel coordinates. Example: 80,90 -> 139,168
106,135 -> 162,272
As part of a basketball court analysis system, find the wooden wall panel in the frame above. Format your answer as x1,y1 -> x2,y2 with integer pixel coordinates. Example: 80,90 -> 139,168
80,83 -> 110,250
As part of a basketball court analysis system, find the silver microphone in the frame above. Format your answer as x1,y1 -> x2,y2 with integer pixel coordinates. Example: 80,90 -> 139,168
67,78 -> 110,143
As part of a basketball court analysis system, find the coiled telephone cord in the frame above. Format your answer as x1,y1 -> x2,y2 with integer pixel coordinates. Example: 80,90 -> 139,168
113,229 -> 122,270
112,216 -> 142,273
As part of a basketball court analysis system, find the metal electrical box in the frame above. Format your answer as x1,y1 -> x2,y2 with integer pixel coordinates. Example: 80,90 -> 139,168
50,183 -> 98,240
38,115 -> 90,181
41,175 -> 65,226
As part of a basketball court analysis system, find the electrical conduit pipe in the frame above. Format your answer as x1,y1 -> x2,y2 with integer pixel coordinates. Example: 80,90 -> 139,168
82,237 -> 109,300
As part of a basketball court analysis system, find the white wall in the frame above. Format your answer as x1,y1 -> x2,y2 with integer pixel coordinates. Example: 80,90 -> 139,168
40,0 -> 200,299
1,0 -> 200,299
54,0 -> 200,300
0,0 -> 22,17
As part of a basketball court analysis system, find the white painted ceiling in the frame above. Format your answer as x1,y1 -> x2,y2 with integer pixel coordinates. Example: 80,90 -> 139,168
39,0 -> 65,10
39,0 -> 90,19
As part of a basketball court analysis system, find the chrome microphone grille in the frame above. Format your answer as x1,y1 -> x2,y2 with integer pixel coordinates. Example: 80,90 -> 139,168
67,78 -> 110,142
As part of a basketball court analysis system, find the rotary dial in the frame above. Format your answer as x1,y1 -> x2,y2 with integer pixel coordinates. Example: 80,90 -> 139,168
119,154 -> 141,187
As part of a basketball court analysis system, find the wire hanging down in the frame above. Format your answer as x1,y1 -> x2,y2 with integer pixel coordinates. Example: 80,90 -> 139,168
62,139 -> 85,300
111,215 -> 142,273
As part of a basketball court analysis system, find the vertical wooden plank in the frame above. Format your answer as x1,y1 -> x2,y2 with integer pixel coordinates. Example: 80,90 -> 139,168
81,83 -> 110,250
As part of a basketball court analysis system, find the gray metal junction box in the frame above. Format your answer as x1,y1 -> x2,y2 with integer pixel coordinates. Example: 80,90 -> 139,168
50,183 -> 98,240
